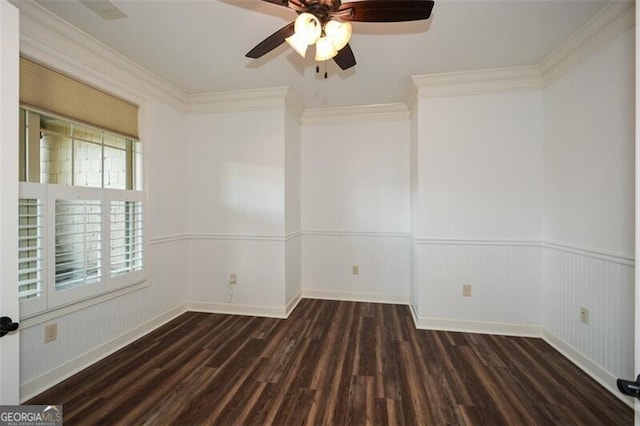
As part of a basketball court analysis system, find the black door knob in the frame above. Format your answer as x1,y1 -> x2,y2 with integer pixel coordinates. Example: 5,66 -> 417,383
0,316 -> 19,337
617,375 -> 640,399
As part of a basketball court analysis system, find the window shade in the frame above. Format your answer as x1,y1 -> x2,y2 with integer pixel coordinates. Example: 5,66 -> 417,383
20,57 -> 139,139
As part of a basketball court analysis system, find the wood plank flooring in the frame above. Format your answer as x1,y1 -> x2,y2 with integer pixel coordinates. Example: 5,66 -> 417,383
28,299 -> 632,425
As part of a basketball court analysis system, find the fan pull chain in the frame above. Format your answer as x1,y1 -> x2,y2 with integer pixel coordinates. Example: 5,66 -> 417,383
315,63 -> 328,79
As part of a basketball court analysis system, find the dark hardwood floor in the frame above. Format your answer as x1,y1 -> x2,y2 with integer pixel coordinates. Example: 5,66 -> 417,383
29,299 -> 632,425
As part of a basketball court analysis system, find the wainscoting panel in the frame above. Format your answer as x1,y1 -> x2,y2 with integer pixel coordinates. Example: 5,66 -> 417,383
20,238 -> 189,400
301,232 -> 410,304
541,245 -> 634,394
414,241 -> 541,329
187,236 -> 286,312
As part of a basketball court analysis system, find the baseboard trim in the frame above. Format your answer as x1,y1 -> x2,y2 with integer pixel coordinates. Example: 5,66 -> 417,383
285,292 -> 302,317
301,289 -> 409,305
187,301 -> 288,319
542,329 -> 634,409
413,315 -> 543,338
19,304 -> 188,402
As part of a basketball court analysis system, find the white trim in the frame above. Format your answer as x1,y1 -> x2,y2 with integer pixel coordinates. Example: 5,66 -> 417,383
542,329 -> 634,409
302,289 -> 409,305
410,66 -> 543,99
409,302 -> 420,327
187,301 -> 288,319
542,241 -> 634,267
409,236 -> 635,266
303,230 -> 409,238
285,231 -> 303,241
187,233 -> 288,242
186,231 -> 301,242
285,89 -> 304,124
302,103 -> 409,126
413,237 -> 540,247
541,0 -> 635,87
16,0 -> 185,110
285,291 -> 302,317
184,86 -> 292,114
19,303 -> 188,402
149,234 -> 188,245
412,315 -> 543,338
15,0 -> 635,115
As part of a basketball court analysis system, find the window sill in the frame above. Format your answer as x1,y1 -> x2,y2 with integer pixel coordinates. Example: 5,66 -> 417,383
20,280 -> 148,329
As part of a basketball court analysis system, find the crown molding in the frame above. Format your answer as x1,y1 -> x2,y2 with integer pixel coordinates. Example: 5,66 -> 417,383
302,103 -> 409,126
411,66 -> 543,99
285,89 -> 304,123
540,0 -> 635,87
14,0 -> 186,111
184,86 -> 295,114
14,0 -> 635,116
409,0 -> 634,101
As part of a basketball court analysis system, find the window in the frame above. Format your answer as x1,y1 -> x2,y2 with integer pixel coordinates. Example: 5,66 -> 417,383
18,108 -> 144,317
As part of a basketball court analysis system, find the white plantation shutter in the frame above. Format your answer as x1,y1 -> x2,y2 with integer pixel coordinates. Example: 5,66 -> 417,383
54,199 -> 102,291
110,200 -> 143,277
18,198 -> 43,299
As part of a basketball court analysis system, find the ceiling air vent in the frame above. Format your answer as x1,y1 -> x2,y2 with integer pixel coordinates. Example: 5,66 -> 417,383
79,0 -> 128,20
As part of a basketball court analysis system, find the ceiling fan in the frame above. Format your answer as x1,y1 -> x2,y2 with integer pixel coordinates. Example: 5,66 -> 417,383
246,0 -> 435,71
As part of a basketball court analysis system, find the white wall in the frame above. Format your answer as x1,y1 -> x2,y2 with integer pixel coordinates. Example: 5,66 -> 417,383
285,106 -> 302,308
12,0 -> 635,406
416,91 -> 543,241
411,91 -> 543,329
16,3 -> 189,400
185,107 -> 290,314
302,120 -> 410,233
186,110 -> 285,236
542,28 -> 635,389
19,98 -> 190,400
543,30 -> 635,258
147,101 -> 189,239
301,117 -> 410,303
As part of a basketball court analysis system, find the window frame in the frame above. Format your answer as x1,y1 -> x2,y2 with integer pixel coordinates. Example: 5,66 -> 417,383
18,108 -> 146,319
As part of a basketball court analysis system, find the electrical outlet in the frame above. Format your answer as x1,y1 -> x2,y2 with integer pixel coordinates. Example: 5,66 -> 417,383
580,307 -> 589,324
229,273 -> 237,285
463,284 -> 472,297
44,323 -> 57,343
352,265 -> 359,275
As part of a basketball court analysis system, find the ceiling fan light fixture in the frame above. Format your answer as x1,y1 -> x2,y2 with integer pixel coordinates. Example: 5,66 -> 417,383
315,36 -> 338,61
285,32 -> 310,57
293,12 -> 322,45
324,20 -> 352,51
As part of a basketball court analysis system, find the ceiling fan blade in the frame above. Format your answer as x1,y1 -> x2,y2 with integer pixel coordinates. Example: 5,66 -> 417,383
333,44 -> 356,70
337,0 -> 434,22
259,0 -> 304,11
246,22 -> 295,59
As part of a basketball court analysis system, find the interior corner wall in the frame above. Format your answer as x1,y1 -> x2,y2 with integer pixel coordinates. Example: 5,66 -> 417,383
411,90 -> 544,331
185,108 -> 288,315
300,118 -> 410,303
409,103 -> 422,317
541,28 -> 635,386
285,107 -> 302,310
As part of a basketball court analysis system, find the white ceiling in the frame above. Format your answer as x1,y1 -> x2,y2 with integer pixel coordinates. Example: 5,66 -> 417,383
32,0 -> 610,108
